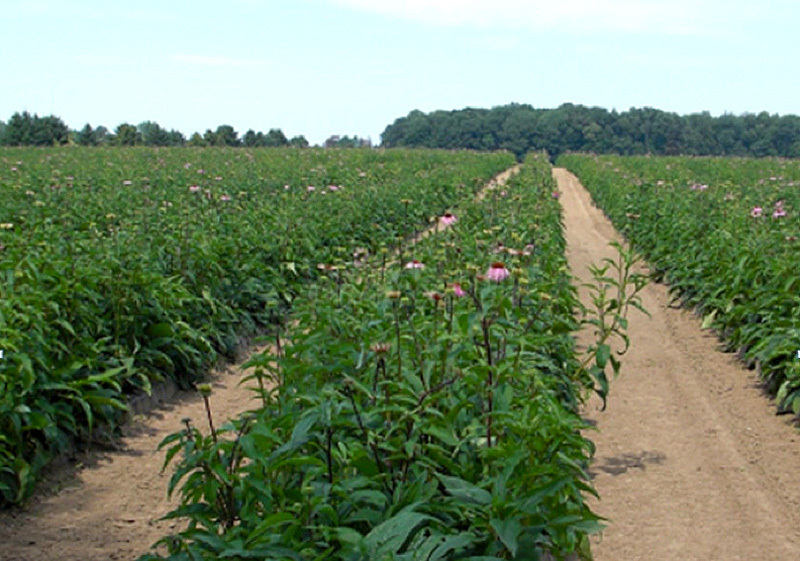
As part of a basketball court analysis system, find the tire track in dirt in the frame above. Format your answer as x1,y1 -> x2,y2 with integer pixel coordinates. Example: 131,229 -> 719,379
0,165 -> 521,561
555,167 -> 800,561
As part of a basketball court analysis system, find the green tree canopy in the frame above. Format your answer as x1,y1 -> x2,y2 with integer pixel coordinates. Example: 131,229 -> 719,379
214,124 -> 239,147
1,111 -> 69,146
289,135 -> 309,148
114,123 -> 141,146
380,103 -> 800,160
138,121 -> 171,146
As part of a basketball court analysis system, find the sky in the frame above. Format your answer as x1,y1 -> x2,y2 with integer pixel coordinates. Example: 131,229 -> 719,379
2,0 -> 798,145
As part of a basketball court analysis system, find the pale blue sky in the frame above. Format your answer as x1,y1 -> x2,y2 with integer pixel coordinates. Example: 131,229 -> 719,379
2,0 -> 798,145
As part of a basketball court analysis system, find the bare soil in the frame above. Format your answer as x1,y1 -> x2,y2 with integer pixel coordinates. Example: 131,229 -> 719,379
555,167 -> 800,560
0,166 -> 521,561
0,352 -> 264,561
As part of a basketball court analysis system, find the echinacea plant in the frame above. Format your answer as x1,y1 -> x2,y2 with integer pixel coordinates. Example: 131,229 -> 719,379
145,153 -> 643,561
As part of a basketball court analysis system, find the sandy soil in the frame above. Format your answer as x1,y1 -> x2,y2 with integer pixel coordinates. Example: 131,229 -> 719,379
0,166 -> 521,561
0,353 -> 266,561
555,167 -> 800,560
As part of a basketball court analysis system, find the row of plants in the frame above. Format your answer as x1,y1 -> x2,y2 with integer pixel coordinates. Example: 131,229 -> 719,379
141,154 -> 646,560
0,147 -> 515,506
558,153 -> 800,415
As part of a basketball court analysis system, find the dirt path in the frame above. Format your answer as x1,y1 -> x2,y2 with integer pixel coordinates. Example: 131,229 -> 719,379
0,166 -> 522,561
555,167 -> 800,560
0,352 -> 264,561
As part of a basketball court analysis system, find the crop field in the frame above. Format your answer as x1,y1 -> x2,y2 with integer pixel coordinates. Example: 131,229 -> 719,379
137,153 -> 641,560
0,147 -> 647,560
558,154 -> 800,414
0,147 -> 515,507
9,146 -> 797,560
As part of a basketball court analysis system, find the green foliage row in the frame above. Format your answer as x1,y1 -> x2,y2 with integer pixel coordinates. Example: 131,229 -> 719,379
140,154 -> 644,560
0,147 -> 515,506
381,103 -> 800,160
558,154 -> 800,415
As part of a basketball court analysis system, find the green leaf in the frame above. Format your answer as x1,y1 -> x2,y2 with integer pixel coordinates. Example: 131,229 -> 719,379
425,425 -> 458,447
437,474 -> 492,505
490,517 -> 522,556
146,322 -> 174,338
428,533 -> 476,561
701,310 -> 717,330
244,512 -> 296,546
596,344 -> 611,369
364,507 -> 434,555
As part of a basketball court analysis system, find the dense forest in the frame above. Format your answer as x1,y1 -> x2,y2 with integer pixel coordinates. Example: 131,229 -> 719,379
380,103 -> 800,160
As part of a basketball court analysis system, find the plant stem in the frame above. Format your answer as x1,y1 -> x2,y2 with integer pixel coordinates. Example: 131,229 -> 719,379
202,394 -> 218,445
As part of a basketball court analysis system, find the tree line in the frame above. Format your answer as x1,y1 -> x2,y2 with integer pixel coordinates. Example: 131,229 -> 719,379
7,105 -> 800,158
380,103 -> 800,160
0,111 -> 315,148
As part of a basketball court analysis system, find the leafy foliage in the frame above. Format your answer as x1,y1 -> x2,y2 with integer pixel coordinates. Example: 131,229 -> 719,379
140,154 -> 645,560
0,146 -> 514,507
0,111 -> 69,147
381,104 -> 800,160
559,154 -> 800,415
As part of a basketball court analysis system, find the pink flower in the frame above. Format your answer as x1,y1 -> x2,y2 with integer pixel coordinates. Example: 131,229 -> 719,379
486,262 -> 510,282
307,185 -> 315,192
284,184 -> 290,190
440,212 -> 457,226
215,176 -> 222,181
772,208 -> 787,218
184,162 -> 192,169
220,194 -> 231,202
405,260 -> 425,269
328,185 -> 339,191
750,207 -> 763,218
551,191 -> 560,199
123,180 -> 132,186
189,185 -> 200,193
451,283 -> 466,297
690,183 -> 708,191
724,192 -> 734,201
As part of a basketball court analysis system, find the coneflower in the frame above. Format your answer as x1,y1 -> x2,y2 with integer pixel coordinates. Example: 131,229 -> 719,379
486,262 -> 510,282
440,212 -> 457,226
